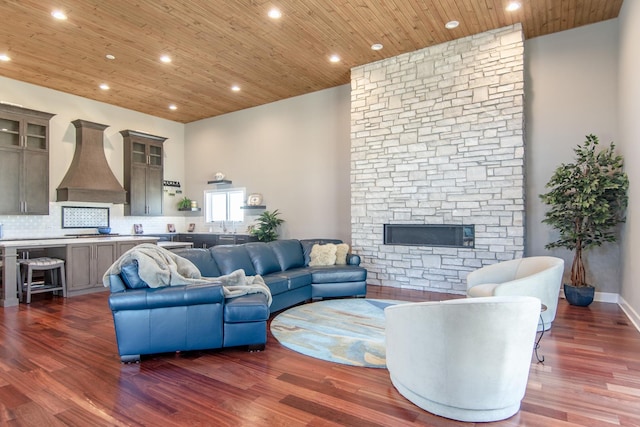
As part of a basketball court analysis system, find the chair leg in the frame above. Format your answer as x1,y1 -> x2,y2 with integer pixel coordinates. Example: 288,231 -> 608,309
59,265 -> 67,298
26,266 -> 33,304
17,264 -> 24,302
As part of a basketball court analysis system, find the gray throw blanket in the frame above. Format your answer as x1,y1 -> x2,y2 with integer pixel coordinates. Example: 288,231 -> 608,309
102,243 -> 272,306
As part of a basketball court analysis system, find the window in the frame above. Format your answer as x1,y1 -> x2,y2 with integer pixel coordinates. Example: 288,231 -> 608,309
204,188 -> 245,222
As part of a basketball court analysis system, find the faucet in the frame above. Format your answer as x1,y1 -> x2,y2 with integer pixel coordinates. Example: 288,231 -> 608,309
222,221 -> 227,233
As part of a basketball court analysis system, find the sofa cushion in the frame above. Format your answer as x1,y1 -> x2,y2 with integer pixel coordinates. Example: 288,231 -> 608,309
244,242 -> 282,275
263,274 -> 290,296
210,245 -> 256,276
309,265 -> 367,284
279,268 -> 313,290
120,261 -> 149,289
300,239 -> 343,265
308,243 -> 337,266
268,240 -> 305,271
172,248 -> 222,277
224,293 -> 270,323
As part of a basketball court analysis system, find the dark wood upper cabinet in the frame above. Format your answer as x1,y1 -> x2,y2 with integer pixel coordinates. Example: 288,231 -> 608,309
0,104 -> 54,215
121,130 -> 167,216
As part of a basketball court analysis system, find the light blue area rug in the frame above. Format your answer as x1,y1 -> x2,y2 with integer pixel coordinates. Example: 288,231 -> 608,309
270,299 -> 406,368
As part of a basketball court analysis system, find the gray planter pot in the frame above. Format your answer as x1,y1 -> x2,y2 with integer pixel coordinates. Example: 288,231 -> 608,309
564,283 -> 595,307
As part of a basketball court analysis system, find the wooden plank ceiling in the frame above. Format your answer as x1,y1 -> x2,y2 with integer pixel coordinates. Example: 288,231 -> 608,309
0,0 -> 623,123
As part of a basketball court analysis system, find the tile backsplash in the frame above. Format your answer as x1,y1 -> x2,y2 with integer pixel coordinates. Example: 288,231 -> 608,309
0,202 -> 259,239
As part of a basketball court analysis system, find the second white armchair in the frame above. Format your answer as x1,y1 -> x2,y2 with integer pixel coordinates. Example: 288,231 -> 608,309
466,256 -> 564,331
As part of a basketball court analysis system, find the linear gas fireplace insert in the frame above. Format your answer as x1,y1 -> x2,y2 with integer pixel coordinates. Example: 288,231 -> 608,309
383,224 -> 474,248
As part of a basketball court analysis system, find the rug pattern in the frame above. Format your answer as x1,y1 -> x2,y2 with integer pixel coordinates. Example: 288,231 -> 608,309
270,299 -> 404,368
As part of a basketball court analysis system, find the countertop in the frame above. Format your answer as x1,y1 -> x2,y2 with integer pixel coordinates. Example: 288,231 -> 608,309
157,241 -> 194,249
0,235 -> 159,248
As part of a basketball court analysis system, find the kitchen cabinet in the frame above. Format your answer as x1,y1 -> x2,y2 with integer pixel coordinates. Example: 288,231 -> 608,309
176,233 -> 257,248
116,238 -> 157,257
121,129 -> 166,216
234,235 -> 258,244
65,241 -> 116,295
0,104 -> 54,215
178,233 -> 217,249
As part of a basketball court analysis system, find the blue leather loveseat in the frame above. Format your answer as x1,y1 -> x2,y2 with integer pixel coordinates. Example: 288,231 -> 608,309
174,239 -> 367,313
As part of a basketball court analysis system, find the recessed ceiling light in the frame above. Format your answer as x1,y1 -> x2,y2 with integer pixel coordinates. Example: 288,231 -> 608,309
169,104 -> 177,110
268,8 -> 282,19
160,55 -> 172,63
105,54 -> 116,60
99,83 -> 110,90
51,10 -> 67,20
329,54 -> 341,63
445,20 -> 459,29
0,54 -> 10,62
506,2 -> 521,12
371,43 -> 383,51
231,85 -> 241,92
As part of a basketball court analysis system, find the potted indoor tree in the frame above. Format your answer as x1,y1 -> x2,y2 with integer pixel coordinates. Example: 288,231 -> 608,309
250,209 -> 285,242
539,134 -> 628,306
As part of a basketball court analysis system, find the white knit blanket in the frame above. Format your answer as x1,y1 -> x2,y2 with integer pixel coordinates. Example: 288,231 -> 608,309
102,243 -> 272,306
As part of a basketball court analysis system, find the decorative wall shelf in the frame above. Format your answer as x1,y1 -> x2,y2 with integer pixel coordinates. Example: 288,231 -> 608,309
178,207 -> 201,212
240,205 -> 266,210
207,179 -> 232,185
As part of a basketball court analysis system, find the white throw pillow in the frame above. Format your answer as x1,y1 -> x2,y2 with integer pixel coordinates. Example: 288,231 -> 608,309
309,243 -> 337,266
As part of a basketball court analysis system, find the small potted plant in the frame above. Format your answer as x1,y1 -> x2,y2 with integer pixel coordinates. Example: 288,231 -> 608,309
177,196 -> 192,210
539,134 -> 628,306
250,209 -> 285,242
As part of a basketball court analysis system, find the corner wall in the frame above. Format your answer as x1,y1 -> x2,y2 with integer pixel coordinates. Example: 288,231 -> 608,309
524,19 -> 620,294
351,25 -> 525,293
618,0 -> 640,327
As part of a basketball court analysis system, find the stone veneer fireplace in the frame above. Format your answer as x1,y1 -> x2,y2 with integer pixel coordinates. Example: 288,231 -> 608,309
350,24 -> 525,294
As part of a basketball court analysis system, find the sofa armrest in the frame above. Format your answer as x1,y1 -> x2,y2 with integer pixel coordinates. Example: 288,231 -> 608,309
346,253 -> 361,266
109,283 -> 225,311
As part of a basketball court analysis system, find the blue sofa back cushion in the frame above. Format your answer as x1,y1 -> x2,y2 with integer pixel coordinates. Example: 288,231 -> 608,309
173,248 -> 222,277
300,239 -> 343,265
210,245 -> 257,276
120,261 -> 149,289
244,242 -> 282,275
268,240 -> 305,271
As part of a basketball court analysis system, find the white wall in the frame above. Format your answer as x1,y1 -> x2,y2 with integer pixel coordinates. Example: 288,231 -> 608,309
0,76 -> 187,236
524,19 -> 620,294
618,0 -> 640,326
184,85 -> 352,242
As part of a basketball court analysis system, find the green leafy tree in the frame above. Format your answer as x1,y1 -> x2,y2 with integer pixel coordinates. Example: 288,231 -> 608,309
250,209 -> 285,242
540,134 -> 628,287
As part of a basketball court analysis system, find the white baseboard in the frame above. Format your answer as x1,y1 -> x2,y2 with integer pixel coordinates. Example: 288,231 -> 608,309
594,291 -> 620,304
559,289 -> 619,303
619,296 -> 640,333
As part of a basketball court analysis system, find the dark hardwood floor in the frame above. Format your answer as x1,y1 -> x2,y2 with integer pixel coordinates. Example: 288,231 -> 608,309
1,286 -> 639,426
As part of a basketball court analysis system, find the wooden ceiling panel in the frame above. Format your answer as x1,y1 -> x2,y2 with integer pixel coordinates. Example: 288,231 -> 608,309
0,0 -> 623,123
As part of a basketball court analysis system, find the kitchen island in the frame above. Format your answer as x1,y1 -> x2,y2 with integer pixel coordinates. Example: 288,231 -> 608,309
0,235 -> 158,307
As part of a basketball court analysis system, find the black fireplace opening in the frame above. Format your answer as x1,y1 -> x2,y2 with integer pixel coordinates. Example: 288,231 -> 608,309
384,224 -> 474,248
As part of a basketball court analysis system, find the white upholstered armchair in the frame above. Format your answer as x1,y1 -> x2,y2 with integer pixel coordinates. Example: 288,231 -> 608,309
385,296 -> 540,422
466,256 -> 564,331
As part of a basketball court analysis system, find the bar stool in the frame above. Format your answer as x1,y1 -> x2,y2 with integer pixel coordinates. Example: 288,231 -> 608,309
17,257 -> 67,304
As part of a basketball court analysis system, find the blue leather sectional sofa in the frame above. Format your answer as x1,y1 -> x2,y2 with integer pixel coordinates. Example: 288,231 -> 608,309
106,239 -> 366,362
